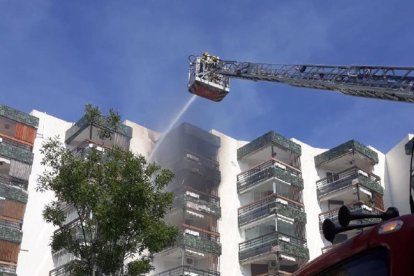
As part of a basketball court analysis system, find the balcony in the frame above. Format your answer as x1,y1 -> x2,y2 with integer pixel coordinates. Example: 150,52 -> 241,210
319,201 -> 383,229
49,265 -> 68,276
65,115 -> 132,148
0,174 -> 28,191
315,140 -> 378,171
170,152 -> 221,185
0,141 -> 33,164
177,187 -> 220,218
316,167 -> 383,200
0,264 -> 17,276
0,105 -> 39,128
0,224 -> 22,244
238,131 -> 301,161
239,231 -> 309,264
153,266 -> 220,276
238,194 -> 306,228
237,159 -> 303,194
0,182 -> 28,204
176,224 -> 221,255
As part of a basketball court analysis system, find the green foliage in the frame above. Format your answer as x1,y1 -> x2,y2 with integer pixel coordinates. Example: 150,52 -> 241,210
84,104 -> 121,140
37,106 -> 177,275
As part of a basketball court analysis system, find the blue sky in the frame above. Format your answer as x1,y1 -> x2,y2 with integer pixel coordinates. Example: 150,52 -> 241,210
1,1 -> 414,152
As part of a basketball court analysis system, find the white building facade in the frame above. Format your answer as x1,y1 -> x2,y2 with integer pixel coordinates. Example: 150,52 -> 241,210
3,107 -> 411,276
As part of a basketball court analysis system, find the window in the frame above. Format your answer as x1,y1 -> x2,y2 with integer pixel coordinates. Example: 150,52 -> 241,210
318,247 -> 389,276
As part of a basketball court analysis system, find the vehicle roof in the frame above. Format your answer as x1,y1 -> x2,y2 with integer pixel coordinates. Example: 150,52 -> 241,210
293,214 -> 414,275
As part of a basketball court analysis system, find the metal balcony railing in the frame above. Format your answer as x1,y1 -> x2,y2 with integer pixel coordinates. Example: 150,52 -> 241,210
239,231 -> 309,263
176,224 -> 221,255
0,182 -> 28,204
153,265 -> 220,276
178,187 -> 221,218
49,265 -> 68,276
65,115 -> 132,145
0,140 -> 33,164
319,201 -> 383,228
237,131 -> 301,160
238,194 -> 305,227
237,159 -> 303,193
316,167 -> 383,199
315,140 -> 378,167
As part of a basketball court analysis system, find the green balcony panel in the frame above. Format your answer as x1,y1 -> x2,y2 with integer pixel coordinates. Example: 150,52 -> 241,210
183,194 -> 221,218
238,166 -> 303,194
239,231 -> 308,263
183,234 -> 221,255
238,195 -> 306,227
0,182 -> 28,203
359,173 -> 384,195
176,232 -> 221,255
276,204 -> 307,223
0,272 -> 17,276
238,131 -> 301,160
0,105 -> 39,128
0,225 -> 22,244
0,141 -> 33,164
315,140 -> 378,167
279,239 -> 310,260
65,115 -> 132,144
316,167 -> 383,199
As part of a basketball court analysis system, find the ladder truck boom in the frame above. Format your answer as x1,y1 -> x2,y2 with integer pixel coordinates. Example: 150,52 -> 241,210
188,53 -> 414,103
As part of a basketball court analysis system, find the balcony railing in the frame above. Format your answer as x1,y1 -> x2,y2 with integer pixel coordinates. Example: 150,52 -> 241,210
0,105 -> 39,128
0,224 -> 22,244
238,194 -> 305,227
319,201 -> 383,228
316,167 -> 383,199
178,187 -> 221,218
238,159 -> 303,193
238,131 -> 301,160
176,224 -> 221,255
0,174 -> 28,191
49,265 -> 67,276
0,141 -> 33,164
65,115 -> 132,144
153,266 -> 220,276
239,231 -> 309,263
315,140 -> 379,167
0,182 -> 28,204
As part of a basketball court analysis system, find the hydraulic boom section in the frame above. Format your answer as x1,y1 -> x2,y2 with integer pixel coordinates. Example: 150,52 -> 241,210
188,53 -> 414,103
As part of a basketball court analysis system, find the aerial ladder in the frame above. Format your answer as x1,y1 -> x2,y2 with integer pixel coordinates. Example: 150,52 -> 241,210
188,53 -> 414,103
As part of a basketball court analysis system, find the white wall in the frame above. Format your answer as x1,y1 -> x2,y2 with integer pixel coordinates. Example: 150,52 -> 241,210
292,139 -> 326,260
385,134 -> 414,215
17,110 -> 72,276
124,120 -> 158,159
212,130 -> 250,276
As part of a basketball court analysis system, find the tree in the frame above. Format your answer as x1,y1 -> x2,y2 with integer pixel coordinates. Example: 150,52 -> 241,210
37,105 -> 178,275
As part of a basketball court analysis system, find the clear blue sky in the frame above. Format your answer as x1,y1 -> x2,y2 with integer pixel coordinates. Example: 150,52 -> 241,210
1,1 -> 413,152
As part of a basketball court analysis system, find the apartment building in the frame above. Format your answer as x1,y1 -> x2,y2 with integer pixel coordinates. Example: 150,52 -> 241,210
150,123 -> 222,276
0,105 -> 38,276
0,104 -> 410,276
